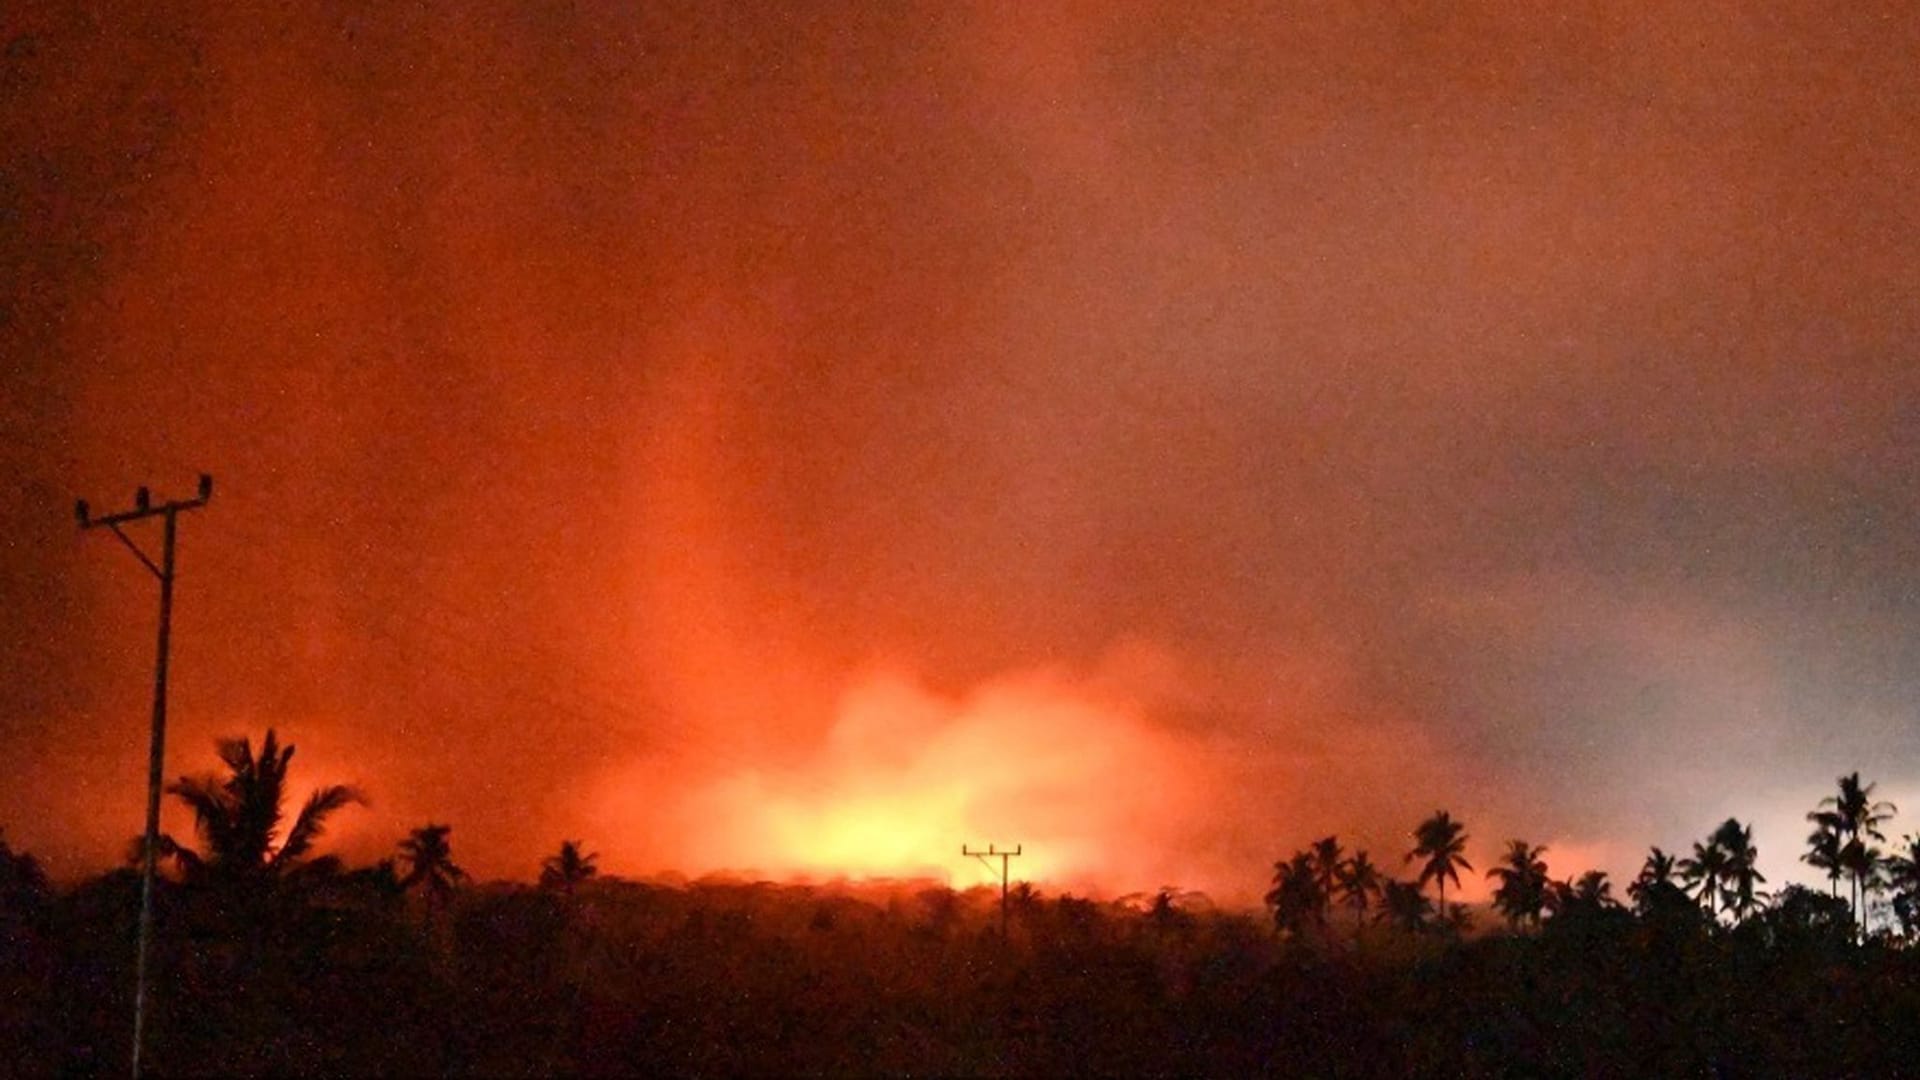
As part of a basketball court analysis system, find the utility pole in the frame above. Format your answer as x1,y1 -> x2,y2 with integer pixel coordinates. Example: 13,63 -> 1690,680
77,473 -> 213,1079
962,843 -> 1022,937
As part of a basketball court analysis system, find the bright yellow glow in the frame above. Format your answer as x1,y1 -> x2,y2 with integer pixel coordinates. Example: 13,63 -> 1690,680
770,788 -> 970,878
618,666 -> 1204,894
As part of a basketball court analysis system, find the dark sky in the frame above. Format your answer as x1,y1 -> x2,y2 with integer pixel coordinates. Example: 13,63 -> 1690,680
5,3 -> 1919,902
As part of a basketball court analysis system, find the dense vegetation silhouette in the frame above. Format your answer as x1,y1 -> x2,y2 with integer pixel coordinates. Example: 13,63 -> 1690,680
4,735 -> 1920,1075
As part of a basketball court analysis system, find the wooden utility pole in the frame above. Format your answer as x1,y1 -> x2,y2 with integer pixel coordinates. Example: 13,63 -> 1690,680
77,474 -> 213,1078
963,843 -> 1023,936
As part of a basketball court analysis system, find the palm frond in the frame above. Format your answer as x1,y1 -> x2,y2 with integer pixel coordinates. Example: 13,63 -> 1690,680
233,733 -> 289,866
166,774 -> 228,821
215,735 -> 254,776
167,773 -> 242,865
274,784 -> 365,867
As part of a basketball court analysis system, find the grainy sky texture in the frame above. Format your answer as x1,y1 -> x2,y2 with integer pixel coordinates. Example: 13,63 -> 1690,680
4,3 -> 1919,903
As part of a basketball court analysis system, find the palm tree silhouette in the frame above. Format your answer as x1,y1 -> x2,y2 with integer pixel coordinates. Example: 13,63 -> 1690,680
1824,772 -> 1897,838
1838,836 -> 1884,937
1711,818 -> 1766,923
1572,870 -> 1616,908
1441,902 -> 1475,936
1265,851 -> 1325,939
1627,847 -> 1693,918
1545,871 -> 1620,926
1885,834 -> 1920,939
540,840 -> 599,897
1628,847 -> 1674,898
1407,811 -> 1471,915
1486,840 -> 1550,931
399,823 -> 467,920
1817,772 -> 1896,934
1803,816 -> 1844,899
1377,879 -> 1432,933
1337,851 -> 1383,931
162,729 -> 361,886
1309,836 -> 1344,922
1678,838 -> 1730,919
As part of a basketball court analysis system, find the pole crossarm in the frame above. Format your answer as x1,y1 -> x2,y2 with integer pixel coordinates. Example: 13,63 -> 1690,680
82,498 -> 211,529
77,475 -> 212,533
963,843 -> 1022,875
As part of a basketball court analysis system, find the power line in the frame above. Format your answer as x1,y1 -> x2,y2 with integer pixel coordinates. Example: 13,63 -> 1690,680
76,473 -> 213,1080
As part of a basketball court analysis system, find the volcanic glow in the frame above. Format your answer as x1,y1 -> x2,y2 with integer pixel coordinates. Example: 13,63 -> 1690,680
592,662 -> 1228,895
6,4 -> 1920,912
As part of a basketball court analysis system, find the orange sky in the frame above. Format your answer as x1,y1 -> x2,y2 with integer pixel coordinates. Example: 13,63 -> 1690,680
4,3 -> 1920,905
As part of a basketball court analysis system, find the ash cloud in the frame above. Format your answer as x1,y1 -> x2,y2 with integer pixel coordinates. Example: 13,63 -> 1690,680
4,3 -> 1920,895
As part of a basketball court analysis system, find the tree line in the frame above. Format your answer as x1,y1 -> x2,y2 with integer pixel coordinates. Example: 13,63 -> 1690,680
4,729 -> 1920,1074
1265,773 -> 1920,944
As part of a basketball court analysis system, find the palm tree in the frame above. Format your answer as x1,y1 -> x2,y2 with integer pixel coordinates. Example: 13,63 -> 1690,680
1838,836 -> 1884,937
1884,834 -> 1920,939
1678,839 -> 1730,918
1309,836 -> 1344,922
1628,847 -> 1673,902
1407,811 -> 1472,914
1266,851 -> 1325,939
1803,815 -> 1844,899
1545,871 -> 1621,928
1824,772 -> 1897,840
1711,818 -> 1767,923
1441,902 -> 1475,936
1817,772 -> 1896,933
1486,840 -> 1550,931
1337,851 -> 1384,931
540,840 -> 599,897
1627,846 -> 1693,919
399,823 -> 467,918
1572,870 -> 1616,908
163,729 -> 361,886
1377,879 -> 1432,933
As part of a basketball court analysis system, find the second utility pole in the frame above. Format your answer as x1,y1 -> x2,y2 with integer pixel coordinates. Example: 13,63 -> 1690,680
963,842 -> 1022,936
77,474 -> 213,1079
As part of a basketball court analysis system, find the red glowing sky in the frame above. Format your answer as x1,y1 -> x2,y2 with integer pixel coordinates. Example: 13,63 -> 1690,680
4,4 -> 1920,904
